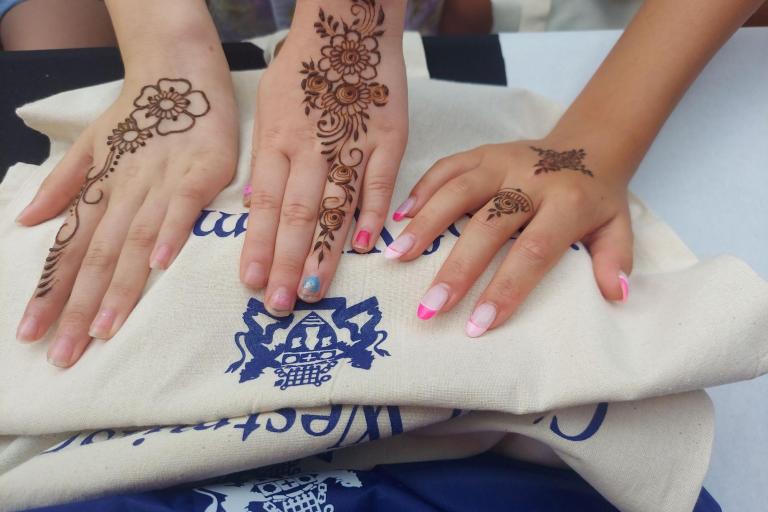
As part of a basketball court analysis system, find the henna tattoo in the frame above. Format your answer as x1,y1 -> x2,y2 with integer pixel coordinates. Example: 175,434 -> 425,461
301,0 -> 388,264
530,146 -> 593,177
486,188 -> 533,221
34,78 -> 210,298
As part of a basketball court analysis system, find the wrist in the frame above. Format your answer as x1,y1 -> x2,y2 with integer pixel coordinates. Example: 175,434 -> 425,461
289,0 -> 405,46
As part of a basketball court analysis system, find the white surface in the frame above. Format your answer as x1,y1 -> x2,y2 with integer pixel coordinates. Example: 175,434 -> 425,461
501,28 -> 768,511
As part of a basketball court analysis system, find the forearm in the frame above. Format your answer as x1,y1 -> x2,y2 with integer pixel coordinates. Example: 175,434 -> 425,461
549,0 -> 762,182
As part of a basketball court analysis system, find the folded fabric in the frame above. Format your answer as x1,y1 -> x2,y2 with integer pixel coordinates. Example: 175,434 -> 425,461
1,70 -> 766,512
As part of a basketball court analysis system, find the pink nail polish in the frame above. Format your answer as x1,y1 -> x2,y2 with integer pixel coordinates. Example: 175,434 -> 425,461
354,230 -> 371,249
618,272 -> 629,303
48,335 -> 75,367
465,303 -> 497,338
384,233 -> 415,260
417,284 -> 450,320
16,315 -> 39,342
89,309 -> 116,339
244,262 -> 265,288
243,184 -> 253,196
149,244 -> 172,270
269,287 -> 293,316
392,197 -> 415,222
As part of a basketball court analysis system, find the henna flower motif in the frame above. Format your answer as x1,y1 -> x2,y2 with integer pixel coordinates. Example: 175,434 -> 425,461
318,31 -> 380,84
369,83 -> 389,106
132,78 -> 210,135
303,71 -> 330,94
328,164 -> 357,185
321,83 -> 372,117
486,188 -> 533,220
106,117 -> 153,154
319,207 -> 345,232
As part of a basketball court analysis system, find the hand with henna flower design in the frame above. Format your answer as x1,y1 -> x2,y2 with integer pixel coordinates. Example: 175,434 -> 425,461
14,0 -> 238,367
241,0 -> 408,316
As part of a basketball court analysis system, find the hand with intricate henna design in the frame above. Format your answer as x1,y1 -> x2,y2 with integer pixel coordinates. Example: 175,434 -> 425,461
15,0 -> 238,367
241,0 -> 407,316
385,139 -> 635,337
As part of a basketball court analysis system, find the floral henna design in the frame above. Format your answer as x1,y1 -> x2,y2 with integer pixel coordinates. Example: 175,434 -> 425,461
486,188 -> 533,221
301,0 -> 388,264
530,146 -> 594,177
34,78 -> 210,298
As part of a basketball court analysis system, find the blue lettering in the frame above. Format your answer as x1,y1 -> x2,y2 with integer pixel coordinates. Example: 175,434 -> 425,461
193,418 -> 231,431
266,408 -> 296,433
549,403 -> 608,441
302,406 -> 342,437
81,429 -> 116,445
233,414 -> 261,442
42,433 -> 81,454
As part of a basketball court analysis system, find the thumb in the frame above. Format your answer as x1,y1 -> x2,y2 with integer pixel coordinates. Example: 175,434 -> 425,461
584,211 -> 634,302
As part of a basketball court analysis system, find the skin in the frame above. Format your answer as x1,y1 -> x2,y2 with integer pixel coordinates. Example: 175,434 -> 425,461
389,0 -> 766,337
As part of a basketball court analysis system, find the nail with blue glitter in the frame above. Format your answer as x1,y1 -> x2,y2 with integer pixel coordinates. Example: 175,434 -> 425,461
300,275 -> 322,300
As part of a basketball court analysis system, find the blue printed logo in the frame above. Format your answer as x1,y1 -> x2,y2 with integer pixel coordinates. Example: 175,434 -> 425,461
226,297 -> 389,389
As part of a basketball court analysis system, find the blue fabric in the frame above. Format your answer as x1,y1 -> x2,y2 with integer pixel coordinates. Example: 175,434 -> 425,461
0,0 -> 21,19
26,453 -> 721,512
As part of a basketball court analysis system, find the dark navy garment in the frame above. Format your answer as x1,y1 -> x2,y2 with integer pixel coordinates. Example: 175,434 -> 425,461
27,453 -> 720,512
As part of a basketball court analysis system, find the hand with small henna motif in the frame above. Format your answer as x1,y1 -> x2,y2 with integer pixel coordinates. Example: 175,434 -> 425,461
241,0 -> 408,316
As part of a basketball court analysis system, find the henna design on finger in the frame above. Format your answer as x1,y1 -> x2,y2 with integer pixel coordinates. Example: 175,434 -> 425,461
486,188 -> 533,221
34,78 -> 210,298
301,0 -> 389,265
530,146 -> 594,177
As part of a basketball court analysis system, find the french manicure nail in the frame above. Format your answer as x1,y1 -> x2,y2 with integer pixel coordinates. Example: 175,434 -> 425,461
244,262 -> 265,288
465,303 -> 497,338
300,275 -> 321,299
89,308 -> 116,339
269,287 -> 293,316
16,315 -> 39,342
392,197 -> 415,221
417,283 -> 450,320
618,271 -> 630,303
353,230 -> 371,250
48,335 -> 75,367
149,244 -> 172,270
384,233 -> 415,260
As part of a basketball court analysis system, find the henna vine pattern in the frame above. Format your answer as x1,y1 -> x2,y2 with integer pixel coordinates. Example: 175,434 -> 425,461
35,78 -> 210,298
300,0 -> 389,264
530,146 -> 594,177
486,188 -> 533,221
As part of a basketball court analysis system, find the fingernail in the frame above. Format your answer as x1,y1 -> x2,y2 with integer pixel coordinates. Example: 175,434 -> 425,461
15,203 -> 32,224
268,286 -> 293,316
16,315 -> 39,342
417,283 -> 450,320
618,271 -> 629,303
89,308 -> 116,339
48,335 -> 75,367
243,184 -> 253,207
465,303 -> 497,338
149,244 -> 172,270
392,197 -> 415,221
244,262 -> 266,288
353,230 -> 371,250
300,275 -> 321,300
384,233 -> 415,260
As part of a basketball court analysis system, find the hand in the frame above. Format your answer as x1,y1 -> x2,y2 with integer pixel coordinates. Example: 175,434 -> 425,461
241,0 -> 408,316
385,140 -> 634,337
15,69 -> 238,366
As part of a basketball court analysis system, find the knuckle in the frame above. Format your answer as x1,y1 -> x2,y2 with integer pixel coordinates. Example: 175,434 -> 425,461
558,186 -> 589,209
515,235 -> 551,265
61,308 -> 91,328
176,181 -> 208,205
281,201 -> 317,226
488,277 -> 522,304
248,189 -> 280,212
364,175 -> 395,198
272,258 -> 305,276
445,174 -> 475,196
125,223 -> 156,249
107,280 -> 136,300
470,213 -> 507,236
439,258 -> 472,283
82,241 -> 115,272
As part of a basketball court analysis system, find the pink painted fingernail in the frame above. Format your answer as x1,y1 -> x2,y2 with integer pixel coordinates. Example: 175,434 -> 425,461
392,197 -> 415,221
149,244 -> 172,270
384,233 -> 415,260
353,230 -> 371,250
268,286 -> 293,316
243,184 -> 253,206
465,303 -> 497,338
89,308 -> 116,339
48,335 -> 75,367
16,315 -> 39,342
618,271 -> 629,303
244,262 -> 266,288
417,283 -> 450,320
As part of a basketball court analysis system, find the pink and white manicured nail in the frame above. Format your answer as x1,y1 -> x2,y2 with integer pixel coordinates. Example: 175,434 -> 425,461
243,184 -> 253,207
89,308 -> 116,339
268,286 -> 293,316
384,233 -> 415,260
48,335 -> 75,368
417,283 -> 450,320
149,244 -> 172,270
465,303 -> 497,338
618,271 -> 630,303
392,196 -> 415,221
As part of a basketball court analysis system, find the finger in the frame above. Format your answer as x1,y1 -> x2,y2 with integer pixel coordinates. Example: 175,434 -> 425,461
383,171 -> 500,262
150,161 -> 231,270
90,187 -> 169,341
415,187 -> 535,320
239,149 -> 290,289
263,152 -> 329,315
466,198 -> 587,337
297,153 -> 369,303
16,183 -> 108,344
351,142 -> 403,253
16,128 -> 93,225
392,148 -> 482,222
47,189 -> 146,367
584,210 -> 634,302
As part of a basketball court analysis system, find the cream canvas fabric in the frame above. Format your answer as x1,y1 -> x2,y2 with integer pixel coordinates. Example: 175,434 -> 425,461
1,66 -> 767,511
